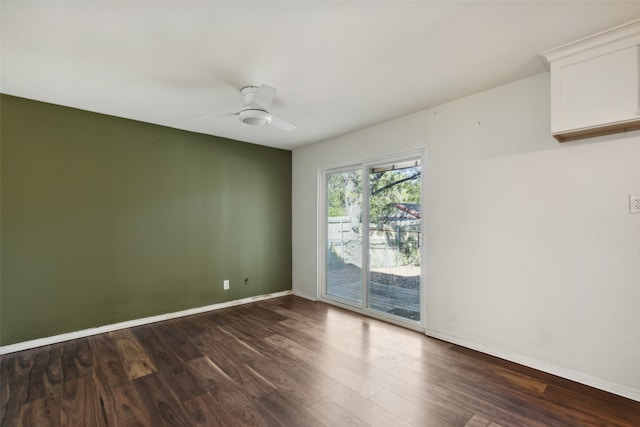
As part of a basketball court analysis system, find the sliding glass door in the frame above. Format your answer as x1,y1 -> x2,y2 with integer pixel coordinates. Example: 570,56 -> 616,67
367,160 -> 421,321
326,168 -> 363,304
323,153 -> 423,328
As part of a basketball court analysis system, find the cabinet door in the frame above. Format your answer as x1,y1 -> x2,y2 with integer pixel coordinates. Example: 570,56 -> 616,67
542,19 -> 640,142
554,45 -> 639,133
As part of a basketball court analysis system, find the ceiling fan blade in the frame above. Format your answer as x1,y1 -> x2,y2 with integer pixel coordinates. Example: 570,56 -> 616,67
252,84 -> 276,109
269,114 -> 296,131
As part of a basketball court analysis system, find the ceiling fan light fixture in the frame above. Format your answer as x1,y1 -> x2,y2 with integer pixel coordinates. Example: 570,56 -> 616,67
239,108 -> 272,127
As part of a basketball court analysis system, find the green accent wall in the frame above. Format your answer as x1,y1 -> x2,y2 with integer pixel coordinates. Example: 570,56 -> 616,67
0,94 -> 292,346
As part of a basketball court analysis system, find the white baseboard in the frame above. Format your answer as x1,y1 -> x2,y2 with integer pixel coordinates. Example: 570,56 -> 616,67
291,289 -> 317,301
0,290 -> 292,355
425,329 -> 640,403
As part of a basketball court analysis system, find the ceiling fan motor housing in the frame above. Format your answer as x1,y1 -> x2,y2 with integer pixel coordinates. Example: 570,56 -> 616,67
239,108 -> 272,126
241,86 -> 260,105
236,85 -> 294,130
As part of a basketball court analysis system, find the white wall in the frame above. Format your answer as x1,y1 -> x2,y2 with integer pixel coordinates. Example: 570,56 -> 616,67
292,73 -> 640,401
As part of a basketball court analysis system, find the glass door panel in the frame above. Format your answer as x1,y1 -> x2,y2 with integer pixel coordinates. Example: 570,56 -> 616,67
326,169 -> 363,304
367,160 -> 421,321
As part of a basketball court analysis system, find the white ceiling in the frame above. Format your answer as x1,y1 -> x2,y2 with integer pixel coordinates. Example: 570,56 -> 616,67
2,1 -> 640,150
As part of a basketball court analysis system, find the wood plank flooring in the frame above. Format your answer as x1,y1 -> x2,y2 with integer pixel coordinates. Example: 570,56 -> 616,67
1,296 -> 639,426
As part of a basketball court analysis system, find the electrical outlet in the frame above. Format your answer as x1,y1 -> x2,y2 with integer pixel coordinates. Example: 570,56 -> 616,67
630,196 -> 640,214
223,279 -> 229,290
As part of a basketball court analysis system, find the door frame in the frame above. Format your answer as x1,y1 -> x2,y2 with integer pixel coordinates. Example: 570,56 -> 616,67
317,148 -> 427,332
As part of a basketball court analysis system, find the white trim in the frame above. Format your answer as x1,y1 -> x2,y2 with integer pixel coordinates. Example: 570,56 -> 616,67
317,147 -> 427,173
321,295 -> 425,333
316,166 -> 326,302
425,329 -> 640,403
539,18 -> 640,64
0,290 -> 292,355
291,289 -> 317,301
420,147 -> 428,330
361,164 -> 371,309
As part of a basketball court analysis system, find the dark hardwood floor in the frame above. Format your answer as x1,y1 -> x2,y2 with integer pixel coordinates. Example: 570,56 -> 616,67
1,296 -> 639,426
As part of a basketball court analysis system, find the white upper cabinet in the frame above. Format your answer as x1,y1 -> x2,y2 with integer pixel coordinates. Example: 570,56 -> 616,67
541,19 -> 640,142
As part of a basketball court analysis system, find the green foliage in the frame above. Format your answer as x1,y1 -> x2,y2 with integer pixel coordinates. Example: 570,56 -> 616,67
370,167 -> 421,266
369,167 -> 421,224
328,167 -> 420,222
398,231 -> 420,266
327,166 -> 421,266
327,171 -> 361,218
327,174 -> 346,216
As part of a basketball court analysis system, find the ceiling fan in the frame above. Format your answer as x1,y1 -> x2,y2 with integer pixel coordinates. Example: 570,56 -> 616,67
229,85 -> 296,131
